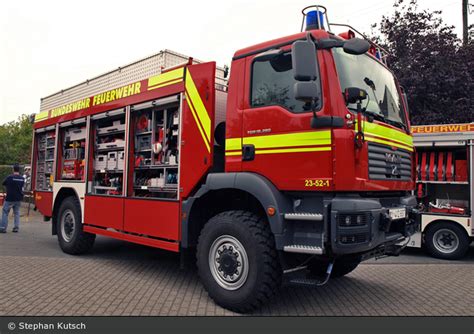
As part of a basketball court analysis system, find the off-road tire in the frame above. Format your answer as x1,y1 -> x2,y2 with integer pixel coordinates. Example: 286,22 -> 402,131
196,210 -> 282,313
309,257 -> 361,278
57,196 -> 95,255
424,222 -> 470,260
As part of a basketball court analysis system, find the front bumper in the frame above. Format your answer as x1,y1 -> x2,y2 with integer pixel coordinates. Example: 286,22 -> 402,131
330,195 -> 418,255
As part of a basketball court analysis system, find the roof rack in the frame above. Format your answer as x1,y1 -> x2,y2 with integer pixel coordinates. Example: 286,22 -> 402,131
40,50 -> 228,113
329,23 -> 390,66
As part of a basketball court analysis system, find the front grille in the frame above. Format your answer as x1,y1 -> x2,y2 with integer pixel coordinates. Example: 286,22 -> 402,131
368,142 -> 412,181
337,213 -> 370,227
339,233 -> 369,244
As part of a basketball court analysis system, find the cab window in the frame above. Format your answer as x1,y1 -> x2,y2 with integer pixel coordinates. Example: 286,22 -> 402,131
250,52 -> 320,113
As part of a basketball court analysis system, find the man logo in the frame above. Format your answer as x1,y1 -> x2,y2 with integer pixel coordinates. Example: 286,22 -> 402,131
385,153 -> 401,164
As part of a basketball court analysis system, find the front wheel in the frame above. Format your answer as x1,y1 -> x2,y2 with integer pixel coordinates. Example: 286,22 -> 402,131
196,211 -> 282,313
57,197 -> 95,255
424,222 -> 470,260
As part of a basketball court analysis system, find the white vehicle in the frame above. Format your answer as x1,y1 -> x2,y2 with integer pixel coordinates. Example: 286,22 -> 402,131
407,123 -> 474,259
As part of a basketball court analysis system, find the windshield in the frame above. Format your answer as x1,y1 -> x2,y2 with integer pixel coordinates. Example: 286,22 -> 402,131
332,48 -> 407,128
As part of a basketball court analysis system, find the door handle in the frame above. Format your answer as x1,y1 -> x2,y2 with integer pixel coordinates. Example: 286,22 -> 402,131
242,144 -> 255,161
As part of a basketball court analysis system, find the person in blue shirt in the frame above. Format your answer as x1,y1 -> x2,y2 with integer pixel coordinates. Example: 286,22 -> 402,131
1,164 -> 25,233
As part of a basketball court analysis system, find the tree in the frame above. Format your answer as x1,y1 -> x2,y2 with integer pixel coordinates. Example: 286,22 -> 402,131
372,0 -> 473,125
0,115 -> 33,165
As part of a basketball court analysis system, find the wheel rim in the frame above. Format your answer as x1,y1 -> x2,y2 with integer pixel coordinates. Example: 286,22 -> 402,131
208,235 -> 249,291
433,228 -> 459,254
60,209 -> 76,243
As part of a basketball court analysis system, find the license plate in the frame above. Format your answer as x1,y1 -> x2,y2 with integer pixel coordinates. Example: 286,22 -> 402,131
389,207 -> 406,220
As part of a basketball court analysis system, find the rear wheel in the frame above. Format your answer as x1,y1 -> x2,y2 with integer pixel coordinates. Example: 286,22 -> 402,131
196,210 -> 281,313
57,197 -> 95,255
424,222 -> 469,260
308,256 -> 361,278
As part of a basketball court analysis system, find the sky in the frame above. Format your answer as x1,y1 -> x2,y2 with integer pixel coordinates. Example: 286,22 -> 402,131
0,0 -> 467,124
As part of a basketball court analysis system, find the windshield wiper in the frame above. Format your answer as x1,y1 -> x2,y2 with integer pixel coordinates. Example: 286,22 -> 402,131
363,109 -> 385,122
348,107 -> 385,122
364,110 -> 407,131
348,107 -> 407,131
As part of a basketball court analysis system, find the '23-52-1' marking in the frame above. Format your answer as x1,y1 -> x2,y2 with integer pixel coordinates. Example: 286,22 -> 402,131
304,179 -> 330,187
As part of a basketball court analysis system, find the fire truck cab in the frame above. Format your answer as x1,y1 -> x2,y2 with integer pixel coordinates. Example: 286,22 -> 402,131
32,6 -> 417,312
409,124 -> 474,259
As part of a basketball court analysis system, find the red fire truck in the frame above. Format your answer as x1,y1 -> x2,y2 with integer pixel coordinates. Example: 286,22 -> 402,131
408,124 -> 474,259
32,6 -> 417,312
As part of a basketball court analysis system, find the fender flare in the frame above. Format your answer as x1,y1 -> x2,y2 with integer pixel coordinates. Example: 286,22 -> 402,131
182,173 -> 292,246
52,187 -> 81,235
423,218 -> 471,237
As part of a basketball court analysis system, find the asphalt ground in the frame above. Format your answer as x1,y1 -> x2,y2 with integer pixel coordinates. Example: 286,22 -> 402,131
0,206 -> 473,316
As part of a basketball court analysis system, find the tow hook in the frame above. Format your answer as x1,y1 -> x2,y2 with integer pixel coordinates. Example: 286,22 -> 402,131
380,210 -> 392,232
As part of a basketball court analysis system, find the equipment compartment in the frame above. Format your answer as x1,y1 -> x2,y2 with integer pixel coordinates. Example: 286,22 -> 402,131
89,111 -> 126,196
132,96 -> 180,199
60,123 -> 86,181
35,130 -> 56,191
416,145 -> 471,217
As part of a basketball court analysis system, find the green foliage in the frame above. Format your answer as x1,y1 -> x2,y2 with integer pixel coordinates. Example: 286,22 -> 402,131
0,115 -> 33,165
0,166 -> 13,189
372,0 -> 473,125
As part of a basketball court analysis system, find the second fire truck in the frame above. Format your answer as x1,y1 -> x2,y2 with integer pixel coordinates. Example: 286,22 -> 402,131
31,6 -> 417,312
408,124 -> 474,259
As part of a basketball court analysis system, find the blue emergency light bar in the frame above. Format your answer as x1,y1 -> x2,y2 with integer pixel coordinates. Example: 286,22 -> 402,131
301,6 -> 328,32
306,10 -> 325,30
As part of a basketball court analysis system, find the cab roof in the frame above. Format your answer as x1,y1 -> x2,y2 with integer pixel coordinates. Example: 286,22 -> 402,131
233,29 -> 331,60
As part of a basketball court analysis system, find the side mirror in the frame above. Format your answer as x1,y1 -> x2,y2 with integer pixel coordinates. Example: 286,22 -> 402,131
291,40 -> 317,81
343,87 -> 368,105
343,38 -> 370,55
294,82 -> 319,103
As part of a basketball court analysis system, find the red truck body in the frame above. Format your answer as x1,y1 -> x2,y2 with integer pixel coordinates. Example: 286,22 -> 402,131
226,29 -> 414,193
34,61 -> 219,251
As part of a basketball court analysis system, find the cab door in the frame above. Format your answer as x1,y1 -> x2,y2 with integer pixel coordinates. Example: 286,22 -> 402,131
241,49 -> 333,191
